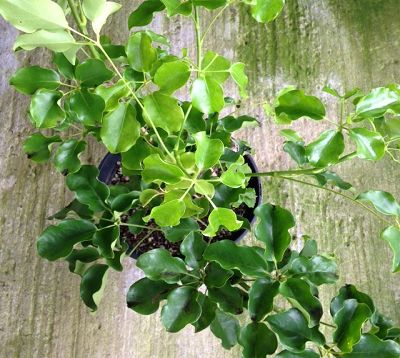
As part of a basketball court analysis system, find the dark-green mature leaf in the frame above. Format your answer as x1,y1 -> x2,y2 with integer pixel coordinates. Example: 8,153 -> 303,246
248,278 -> 279,321
239,322 -> 278,358
10,66 -> 60,94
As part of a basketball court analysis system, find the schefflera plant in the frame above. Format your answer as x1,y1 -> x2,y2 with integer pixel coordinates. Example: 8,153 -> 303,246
127,204 -> 400,357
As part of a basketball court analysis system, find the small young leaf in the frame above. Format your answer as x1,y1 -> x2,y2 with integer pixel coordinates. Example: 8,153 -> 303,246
248,278 -> 279,322
381,226 -> 400,273
349,128 -> 385,161
23,133 -> 61,163
37,219 -> 97,261
306,130 -> 345,167
202,51 -> 230,84
10,66 -> 60,95
161,287 -> 201,332
239,322 -> 278,358
127,277 -> 175,315
136,248 -> 187,283
250,0 -> 285,23
357,190 -> 400,216
75,59 -> 114,87
254,203 -> 295,263
194,131 -> 224,170
147,199 -> 186,227
100,102 -> 141,153
80,264 -> 109,311
203,208 -> 243,237
160,0 -> 192,16
142,154 -> 185,184
210,310 -> 240,350
230,63 -> 248,98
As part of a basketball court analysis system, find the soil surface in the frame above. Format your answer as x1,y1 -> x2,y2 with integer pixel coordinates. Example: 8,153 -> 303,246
112,161 -> 252,257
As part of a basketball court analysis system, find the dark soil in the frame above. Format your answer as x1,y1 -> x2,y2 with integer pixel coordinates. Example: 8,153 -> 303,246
112,161 -> 252,257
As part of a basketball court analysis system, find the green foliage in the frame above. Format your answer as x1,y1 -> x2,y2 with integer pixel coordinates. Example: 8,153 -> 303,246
2,0 -> 400,356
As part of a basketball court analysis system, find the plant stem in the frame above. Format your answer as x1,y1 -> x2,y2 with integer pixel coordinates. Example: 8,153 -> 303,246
246,167 -> 325,178
193,7 -> 202,72
66,0 -> 100,59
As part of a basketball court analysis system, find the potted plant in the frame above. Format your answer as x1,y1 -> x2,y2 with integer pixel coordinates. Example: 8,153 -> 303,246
1,0 -> 400,356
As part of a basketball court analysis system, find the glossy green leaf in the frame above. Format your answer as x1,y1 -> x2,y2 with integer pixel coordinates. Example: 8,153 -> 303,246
53,52 -> 75,79
147,199 -> 186,227
180,232 -> 207,269
48,199 -> 94,220
10,66 -> 60,95
194,179 -> 215,197
204,240 -> 269,277
37,219 -> 96,261
161,287 -> 201,332
355,87 -> 400,119
0,0 -> 68,32
250,0 -> 285,23
254,203 -> 295,262
68,90 -> 105,126
349,128 -> 385,161
279,278 -> 323,327
203,208 -> 242,237
194,131 -> 224,170
75,59 -> 114,87
306,130 -> 345,167
276,349 -> 319,358
13,30 -> 78,54
230,62 -> 248,98
333,299 -> 372,352
80,264 -> 109,311
126,32 -> 157,72
193,0 -> 227,9
142,154 -> 185,184
23,133 -> 61,163
160,0 -> 192,16
356,190 -> 400,216
82,0 -> 106,20
381,226 -> 400,273
221,161 -> 250,188
100,102 -> 141,153
208,283 -> 243,315
65,247 -> 100,276
280,129 -> 303,142
110,191 -> 139,212
89,2 -> 121,36
266,309 -> 325,352
54,139 -> 86,175
30,89 -> 65,128
248,278 -> 279,322
95,79 -> 130,111
275,89 -> 325,121
136,248 -> 187,283
284,141 -> 307,166
193,293 -> 217,332
163,218 -> 199,243
191,77 -> 225,114
121,138 -> 152,170
239,322 -> 278,358
128,0 -> 165,28
154,60 -> 190,93
201,51 -> 230,84
220,115 -> 257,132
289,255 -> 338,286
210,310 -> 240,350
127,277 -> 175,315
93,224 -> 119,259
204,262 -> 234,288
143,91 -> 184,134
342,334 -> 400,358
66,165 -> 110,212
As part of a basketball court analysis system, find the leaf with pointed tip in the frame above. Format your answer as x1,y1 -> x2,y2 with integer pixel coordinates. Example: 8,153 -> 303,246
191,77 -> 225,114
136,248 -> 187,283
23,133 -> 61,163
349,128 -> 385,161
160,0 -> 192,16
289,255 -> 338,286
37,219 -> 97,261
126,32 -> 157,72
204,240 -> 269,277
266,309 -> 325,352
100,102 -> 141,153
128,0 -> 165,28
161,287 -> 201,332
80,264 -> 109,311
355,87 -> 400,119
68,90 -> 105,126
239,322 -> 278,358
66,165 -> 110,212
143,91 -> 184,133
230,63 -> 248,98
254,203 -> 295,262
248,278 -> 279,322
333,299 -> 372,352
154,60 -> 190,93
203,208 -> 242,237
194,131 -> 224,170
210,310 -> 240,350
10,66 -> 60,95
279,278 -> 323,327
381,226 -> 400,273
127,277 -> 176,315
54,139 -> 86,175
275,89 -> 325,121
357,190 -> 400,216
250,0 -> 285,23
306,130 -> 345,167
142,154 -> 185,184
93,222 -> 119,259
342,334 -> 400,358
0,0 -> 68,32
30,89 -> 65,128
75,59 -> 113,87
90,2 -> 121,36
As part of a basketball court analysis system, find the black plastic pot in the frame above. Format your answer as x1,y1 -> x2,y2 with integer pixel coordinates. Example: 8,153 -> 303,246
98,153 -> 262,256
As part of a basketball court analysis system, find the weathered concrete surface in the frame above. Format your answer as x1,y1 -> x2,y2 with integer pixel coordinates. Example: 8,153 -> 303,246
0,1 -> 399,357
